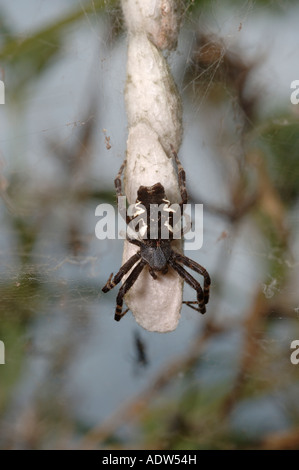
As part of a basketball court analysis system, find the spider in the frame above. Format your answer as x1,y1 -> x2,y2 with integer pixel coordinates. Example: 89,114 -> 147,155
102,149 -> 211,321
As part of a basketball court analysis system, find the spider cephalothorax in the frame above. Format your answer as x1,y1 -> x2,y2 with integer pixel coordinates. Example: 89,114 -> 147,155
102,149 -> 211,321
137,182 -> 166,205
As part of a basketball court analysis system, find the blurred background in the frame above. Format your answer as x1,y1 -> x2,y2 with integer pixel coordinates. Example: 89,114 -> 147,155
0,0 -> 299,450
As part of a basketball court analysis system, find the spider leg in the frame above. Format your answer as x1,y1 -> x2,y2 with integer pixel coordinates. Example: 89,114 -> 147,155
114,159 -> 127,198
149,267 -> 157,280
115,259 -> 146,321
114,159 -> 132,224
169,257 -> 206,314
171,146 -> 188,206
102,252 -> 141,293
114,307 -> 130,321
170,147 -> 192,237
172,252 -> 211,304
182,301 -> 204,312
127,237 -> 143,248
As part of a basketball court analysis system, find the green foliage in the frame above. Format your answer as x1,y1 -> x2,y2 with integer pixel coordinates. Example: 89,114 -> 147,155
261,117 -> 299,205
0,272 -> 46,413
140,384 -> 233,449
187,0 -> 299,13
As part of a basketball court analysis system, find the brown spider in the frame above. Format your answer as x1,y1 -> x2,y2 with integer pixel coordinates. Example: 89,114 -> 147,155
102,149 -> 211,321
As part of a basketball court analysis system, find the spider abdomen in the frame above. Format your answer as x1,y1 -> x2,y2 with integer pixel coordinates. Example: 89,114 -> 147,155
140,243 -> 171,271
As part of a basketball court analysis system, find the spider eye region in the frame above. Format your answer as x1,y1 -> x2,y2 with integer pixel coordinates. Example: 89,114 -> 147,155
140,243 -> 170,271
